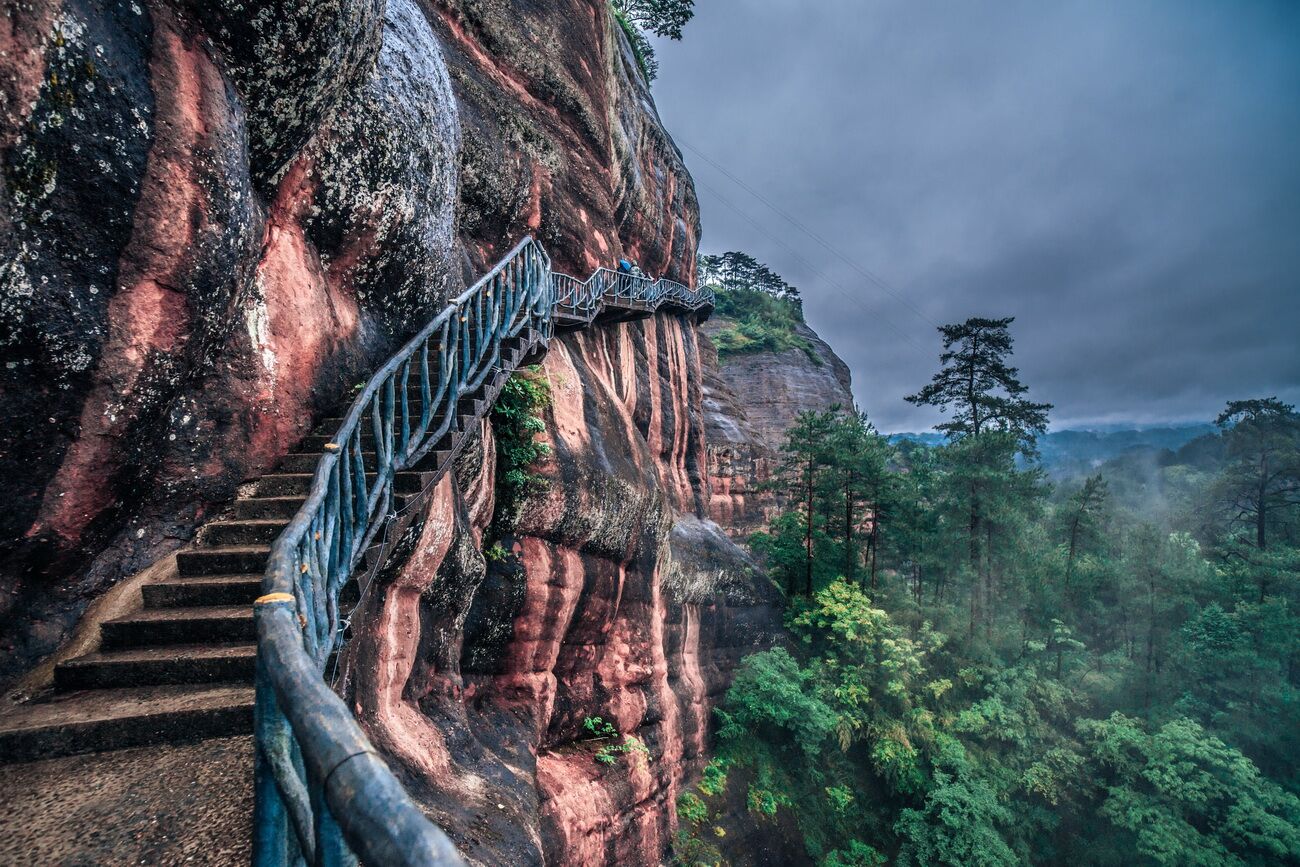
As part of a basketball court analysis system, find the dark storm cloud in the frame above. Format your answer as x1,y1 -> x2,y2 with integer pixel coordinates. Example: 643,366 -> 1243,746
649,0 -> 1300,430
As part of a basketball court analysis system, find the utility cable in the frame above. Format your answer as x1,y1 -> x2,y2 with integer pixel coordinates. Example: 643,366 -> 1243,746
678,136 -> 938,331
690,172 -> 927,352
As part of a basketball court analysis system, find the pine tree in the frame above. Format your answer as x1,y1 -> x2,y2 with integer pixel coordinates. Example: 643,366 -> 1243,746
905,317 -> 1051,455
1212,397 -> 1300,551
1062,474 -> 1109,589
906,317 -> 1052,627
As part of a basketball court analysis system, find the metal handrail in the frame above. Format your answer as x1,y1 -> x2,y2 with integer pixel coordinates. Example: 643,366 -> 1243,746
252,240 -> 711,866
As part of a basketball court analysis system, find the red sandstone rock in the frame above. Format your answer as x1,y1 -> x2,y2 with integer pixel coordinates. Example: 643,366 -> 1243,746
1,3 -> 786,864
347,316 -> 780,865
0,0 -> 680,679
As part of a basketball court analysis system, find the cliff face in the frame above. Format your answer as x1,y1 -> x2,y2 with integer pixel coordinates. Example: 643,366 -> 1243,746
0,0 -> 464,673
702,318 -> 856,539
0,0 -> 700,678
3,0 -> 783,863
427,0 -> 700,281
346,314 -> 780,865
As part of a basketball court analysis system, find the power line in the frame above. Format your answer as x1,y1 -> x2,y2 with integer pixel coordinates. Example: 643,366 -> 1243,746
690,173 -> 928,353
678,137 -> 938,330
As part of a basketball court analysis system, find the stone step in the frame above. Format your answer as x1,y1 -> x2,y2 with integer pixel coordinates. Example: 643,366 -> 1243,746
142,574 -> 262,608
102,605 -> 255,648
0,684 -> 254,763
199,519 -> 288,547
176,546 -> 270,577
255,471 -> 428,498
297,415 -> 469,452
54,643 -> 256,690
299,431 -> 379,451
235,496 -> 306,520
278,450 -> 377,474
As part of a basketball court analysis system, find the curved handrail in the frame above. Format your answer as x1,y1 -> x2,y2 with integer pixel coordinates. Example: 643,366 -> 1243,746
253,241 -> 711,866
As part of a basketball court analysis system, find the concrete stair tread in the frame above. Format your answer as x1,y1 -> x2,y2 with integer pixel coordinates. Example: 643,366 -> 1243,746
152,573 -> 263,585
0,684 -> 255,761
0,684 -> 253,730
203,519 -> 288,529
61,643 -> 256,667
234,496 -> 306,519
142,574 -> 263,609
184,544 -> 270,553
55,641 -> 257,690
109,604 -> 252,625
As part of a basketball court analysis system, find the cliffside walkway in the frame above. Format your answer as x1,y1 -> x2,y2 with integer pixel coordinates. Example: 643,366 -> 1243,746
0,238 -> 711,866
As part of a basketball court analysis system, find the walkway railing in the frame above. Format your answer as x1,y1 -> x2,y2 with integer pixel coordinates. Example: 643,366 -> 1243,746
252,238 -> 711,866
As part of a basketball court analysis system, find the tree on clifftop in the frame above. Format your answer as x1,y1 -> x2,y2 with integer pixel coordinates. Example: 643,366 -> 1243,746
613,0 -> 696,40
611,0 -> 696,82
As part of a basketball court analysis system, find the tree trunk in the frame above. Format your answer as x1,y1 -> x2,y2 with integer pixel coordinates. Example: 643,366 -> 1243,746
985,521 -> 994,641
1065,512 -> 1081,589
804,456 -> 814,596
1257,453 -> 1268,549
869,515 -> 880,591
1145,567 -> 1157,710
844,476 -> 855,585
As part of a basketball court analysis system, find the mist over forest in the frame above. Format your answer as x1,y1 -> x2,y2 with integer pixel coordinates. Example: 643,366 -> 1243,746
679,254 -> 1300,866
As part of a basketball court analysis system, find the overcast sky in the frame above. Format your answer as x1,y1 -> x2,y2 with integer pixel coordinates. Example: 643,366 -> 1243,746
650,0 -> 1300,432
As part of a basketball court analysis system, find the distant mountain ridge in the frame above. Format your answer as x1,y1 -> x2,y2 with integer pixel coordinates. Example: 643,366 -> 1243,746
889,423 -> 1217,478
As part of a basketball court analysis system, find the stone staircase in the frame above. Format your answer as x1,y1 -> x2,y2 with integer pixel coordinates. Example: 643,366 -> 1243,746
0,328 -> 545,764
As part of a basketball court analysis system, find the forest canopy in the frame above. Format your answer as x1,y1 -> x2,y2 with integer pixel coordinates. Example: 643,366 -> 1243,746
675,318 -> 1300,866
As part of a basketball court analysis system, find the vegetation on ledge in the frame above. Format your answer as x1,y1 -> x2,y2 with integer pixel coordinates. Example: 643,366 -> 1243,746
488,365 -> 551,541
700,251 -> 817,361
610,0 -> 696,83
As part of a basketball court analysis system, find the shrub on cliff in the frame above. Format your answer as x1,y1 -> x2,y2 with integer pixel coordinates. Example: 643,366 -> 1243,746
611,0 -> 697,82
700,251 -> 817,360
489,366 -> 551,537
711,286 -> 815,359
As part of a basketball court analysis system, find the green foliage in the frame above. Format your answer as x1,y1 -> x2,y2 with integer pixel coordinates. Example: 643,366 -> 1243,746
489,366 -> 551,538
699,251 -> 802,301
1077,714 -> 1300,865
700,250 -> 813,360
610,0 -> 694,82
613,0 -> 695,40
906,316 -> 1052,456
717,647 -> 838,754
751,410 -> 898,596
612,7 -> 658,82
1211,397 -> 1300,549
581,715 -> 651,767
678,791 -> 709,825
698,759 -> 729,797
821,840 -> 886,867
711,286 -> 812,360
705,331 -> 1300,864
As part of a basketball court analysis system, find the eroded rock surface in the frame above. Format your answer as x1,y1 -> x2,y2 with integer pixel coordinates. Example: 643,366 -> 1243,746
0,0 -> 703,683
2,2 -> 786,864
701,319 -> 855,538
347,315 -> 780,865
430,0 -> 700,280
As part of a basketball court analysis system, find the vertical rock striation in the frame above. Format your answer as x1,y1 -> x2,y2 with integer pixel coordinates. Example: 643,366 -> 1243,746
0,0 -> 461,675
2,1 -> 790,864
347,314 -> 780,866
